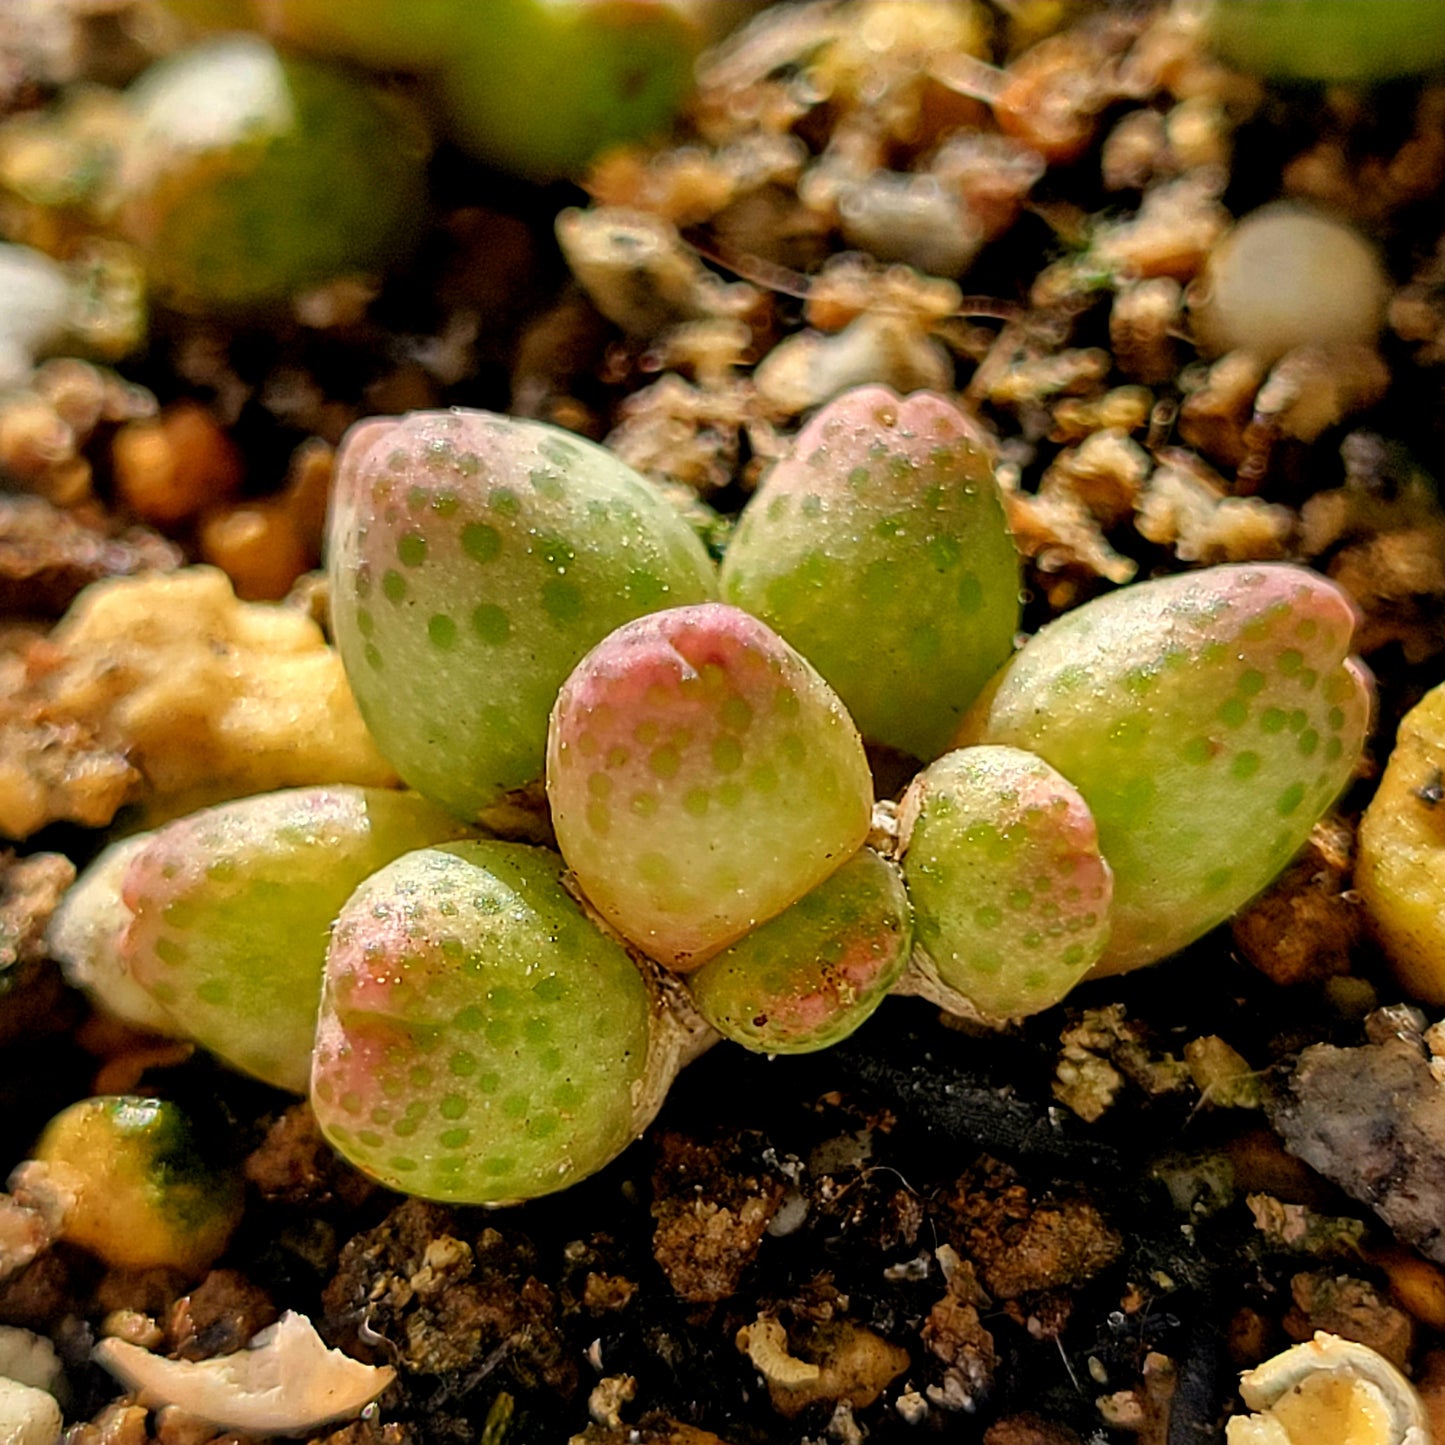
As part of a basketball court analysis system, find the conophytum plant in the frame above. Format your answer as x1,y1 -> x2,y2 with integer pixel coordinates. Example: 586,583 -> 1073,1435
50,388 -> 1372,1204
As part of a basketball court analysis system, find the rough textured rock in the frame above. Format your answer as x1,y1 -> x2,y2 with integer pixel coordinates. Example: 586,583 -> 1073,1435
322,1199 -> 576,1395
940,1157 -> 1123,1300
650,1131 -> 785,1303
1270,1026 -> 1445,1263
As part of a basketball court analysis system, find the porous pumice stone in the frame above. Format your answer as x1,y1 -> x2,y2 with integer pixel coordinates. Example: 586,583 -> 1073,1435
720,385 -> 1019,761
312,840 -> 661,1204
1357,678 -> 1445,1004
0,1378 -> 60,1445
327,408 -> 717,821
117,786 -> 470,1093
897,746 -> 1112,1021
547,603 -> 874,970
1191,203 -> 1389,364
962,563 -> 1372,976
1227,1332 -> 1430,1445
687,848 -> 912,1054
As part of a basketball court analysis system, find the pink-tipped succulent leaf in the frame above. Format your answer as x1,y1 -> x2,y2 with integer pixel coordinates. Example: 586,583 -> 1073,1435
898,745 -> 1113,1020
312,840 -> 660,1204
964,563 -> 1372,974
547,603 -> 874,969
328,408 -> 717,821
119,786 -> 470,1092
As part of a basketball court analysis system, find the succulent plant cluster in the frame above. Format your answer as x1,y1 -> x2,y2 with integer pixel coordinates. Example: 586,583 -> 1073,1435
5,2 -> 708,318
53,388 -> 1372,1206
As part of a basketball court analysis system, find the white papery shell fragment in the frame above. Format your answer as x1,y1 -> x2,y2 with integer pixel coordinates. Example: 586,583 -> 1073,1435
93,1311 -> 394,1436
1227,1332 -> 1432,1445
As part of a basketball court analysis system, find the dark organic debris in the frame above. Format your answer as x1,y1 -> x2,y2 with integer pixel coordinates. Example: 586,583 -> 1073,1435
1270,1015 -> 1445,1263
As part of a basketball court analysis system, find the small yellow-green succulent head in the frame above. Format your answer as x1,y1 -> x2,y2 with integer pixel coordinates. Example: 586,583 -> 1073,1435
32,1096 -> 243,1274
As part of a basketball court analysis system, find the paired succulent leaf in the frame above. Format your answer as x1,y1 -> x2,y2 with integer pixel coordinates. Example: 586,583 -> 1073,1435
117,787 -> 469,1092
898,746 -> 1112,1020
963,564 -> 1372,974
311,840 -> 659,1203
328,408 -> 718,821
721,386 -> 1019,760
688,847 -> 912,1053
547,603 -> 874,969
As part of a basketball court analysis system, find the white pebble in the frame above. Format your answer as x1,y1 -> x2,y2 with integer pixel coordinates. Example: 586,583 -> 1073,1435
839,172 -> 981,278
1192,203 -> 1389,363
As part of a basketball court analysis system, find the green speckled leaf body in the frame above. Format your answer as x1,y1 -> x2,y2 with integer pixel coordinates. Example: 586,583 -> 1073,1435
328,408 -> 718,820
721,386 -> 1019,760
312,840 -> 654,1204
121,786 -> 470,1092
966,564 -> 1372,974
898,746 -> 1111,1018
547,604 -> 874,969
689,848 -> 912,1053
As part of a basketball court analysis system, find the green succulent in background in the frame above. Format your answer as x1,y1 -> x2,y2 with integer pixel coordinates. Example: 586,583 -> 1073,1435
439,1 -> 704,180
117,35 -> 430,311
161,0 -> 709,182
1207,0 -> 1445,83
